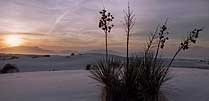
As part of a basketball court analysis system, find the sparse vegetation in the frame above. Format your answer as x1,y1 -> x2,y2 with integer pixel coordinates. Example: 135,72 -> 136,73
90,3 -> 203,101
71,53 -> 75,56
0,64 -> 19,74
86,64 -> 91,70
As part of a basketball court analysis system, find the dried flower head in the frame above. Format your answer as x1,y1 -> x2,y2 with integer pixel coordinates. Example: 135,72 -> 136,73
181,28 -> 203,50
99,9 -> 114,33
158,21 -> 169,49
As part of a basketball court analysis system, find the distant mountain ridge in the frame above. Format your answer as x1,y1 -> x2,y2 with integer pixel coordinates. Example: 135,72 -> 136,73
83,49 -> 124,56
0,46 -> 208,58
0,46 -> 123,56
0,46 -> 56,55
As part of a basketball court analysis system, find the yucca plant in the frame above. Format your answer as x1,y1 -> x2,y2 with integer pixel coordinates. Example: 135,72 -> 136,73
137,53 -> 169,101
141,25 -> 203,101
92,3 -> 203,100
141,21 -> 170,101
91,23 -> 203,101
140,23 -> 203,101
90,57 -> 124,101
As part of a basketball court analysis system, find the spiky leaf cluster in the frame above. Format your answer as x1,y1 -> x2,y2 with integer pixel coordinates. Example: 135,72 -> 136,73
99,9 -> 114,33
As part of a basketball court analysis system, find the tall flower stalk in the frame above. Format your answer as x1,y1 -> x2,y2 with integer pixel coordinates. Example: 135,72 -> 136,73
154,20 -> 169,60
168,28 -> 203,67
123,2 -> 135,68
99,9 -> 114,61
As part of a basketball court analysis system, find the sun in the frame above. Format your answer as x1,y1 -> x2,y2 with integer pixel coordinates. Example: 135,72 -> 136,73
4,35 -> 24,47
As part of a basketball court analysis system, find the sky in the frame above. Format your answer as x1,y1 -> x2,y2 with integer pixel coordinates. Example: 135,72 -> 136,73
0,0 -> 208,55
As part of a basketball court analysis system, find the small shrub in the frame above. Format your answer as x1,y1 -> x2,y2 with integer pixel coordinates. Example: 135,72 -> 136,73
86,64 -> 91,70
43,55 -> 50,57
71,53 -> 75,56
199,60 -> 204,62
0,64 -> 19,74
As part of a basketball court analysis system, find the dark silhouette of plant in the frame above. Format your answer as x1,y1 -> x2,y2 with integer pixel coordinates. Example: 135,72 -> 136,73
159,28 -> 204,82
168,28 -> 203,67
138,54 -> 168,101
0,64 -> 19,74
92,3 -> 204,100
90,58 -> 124,101
154,20 -> 169,63
86,64 -> 91,70
91,21 -> 203,101
123,2 -> 135,69
141,25 -> 203,101
144,25 -> 160,58
90,54 -> 169,101
98,9 -> 114,61
71,53 -> 75,56
135,22 -> 170,101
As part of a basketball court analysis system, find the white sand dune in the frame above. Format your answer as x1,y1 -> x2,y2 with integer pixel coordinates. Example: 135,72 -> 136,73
0,53 -> 209,101
0,53 -> 122,72
0,53 -> 208,72
0,68 -> 209,101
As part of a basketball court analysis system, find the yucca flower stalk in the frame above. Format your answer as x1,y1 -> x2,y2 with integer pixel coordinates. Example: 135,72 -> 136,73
99,9 -> 114,61
154,20 -> 169,64
123,2 -> 135,68
168,28 -> 203,67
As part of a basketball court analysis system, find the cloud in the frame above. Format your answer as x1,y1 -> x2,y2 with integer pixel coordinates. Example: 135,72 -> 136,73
0,0 -> 208,55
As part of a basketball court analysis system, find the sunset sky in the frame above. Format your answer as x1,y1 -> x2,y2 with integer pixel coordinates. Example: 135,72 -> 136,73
0,0 -> 208,54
